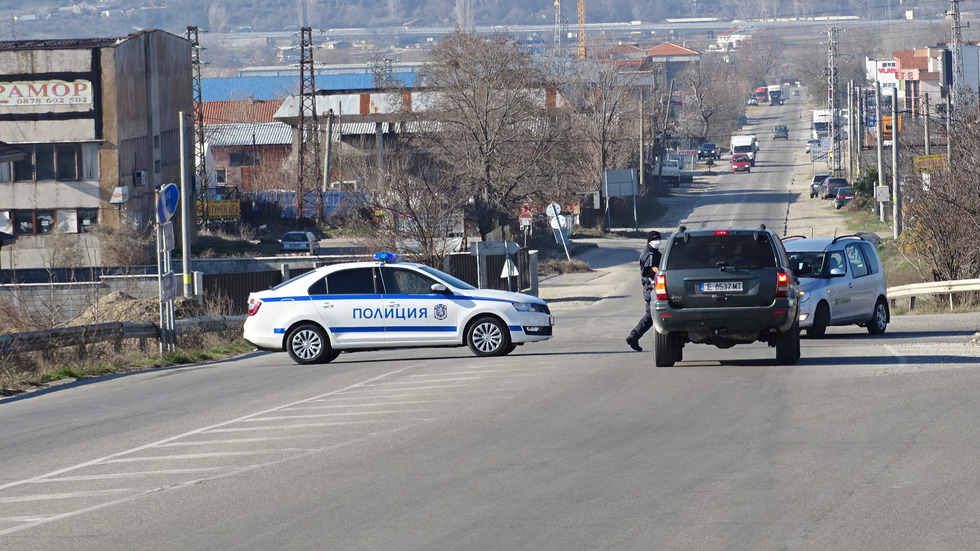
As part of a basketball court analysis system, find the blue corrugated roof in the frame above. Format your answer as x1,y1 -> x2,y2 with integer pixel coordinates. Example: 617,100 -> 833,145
202,72 -> 418,102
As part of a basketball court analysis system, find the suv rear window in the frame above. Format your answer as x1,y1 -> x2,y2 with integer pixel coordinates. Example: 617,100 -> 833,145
666,234 -> 778,270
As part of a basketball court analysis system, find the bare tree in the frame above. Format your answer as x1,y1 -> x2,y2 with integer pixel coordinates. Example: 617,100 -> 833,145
902,99 -> 980,281
415,32 -> 576,239
675,54 -> 744,141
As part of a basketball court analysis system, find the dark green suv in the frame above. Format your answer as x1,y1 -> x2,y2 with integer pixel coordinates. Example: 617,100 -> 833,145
651,225 -> 801,367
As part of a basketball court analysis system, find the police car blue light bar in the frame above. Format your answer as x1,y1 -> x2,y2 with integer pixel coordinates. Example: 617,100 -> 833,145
373,252 -> 402,261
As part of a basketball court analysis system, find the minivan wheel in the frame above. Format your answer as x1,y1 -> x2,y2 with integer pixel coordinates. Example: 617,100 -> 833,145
654,331 -> 676,367
807,302 -> 829,338
866,299 -> 889,335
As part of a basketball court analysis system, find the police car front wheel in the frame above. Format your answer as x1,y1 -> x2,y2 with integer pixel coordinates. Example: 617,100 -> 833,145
467,316 -> 513,357
286,323 -> 341,365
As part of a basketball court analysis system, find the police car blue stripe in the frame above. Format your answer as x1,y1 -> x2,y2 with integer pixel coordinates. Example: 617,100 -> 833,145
259,293 -> 525,305
385,326 -> 457,333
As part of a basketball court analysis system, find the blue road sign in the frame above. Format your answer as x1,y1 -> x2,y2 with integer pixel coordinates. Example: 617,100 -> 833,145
157,183 -> 180,223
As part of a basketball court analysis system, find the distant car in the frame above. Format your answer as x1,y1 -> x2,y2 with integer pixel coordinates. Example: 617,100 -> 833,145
785,235 -> 888,338
772,125 -> 788,139
698,142 -> 721,160
746,97 -> 759,106
809,173 -> 830,198
243,253 -> 554,364
820,177 -> 849,199
805,139 -> 820,153
731,154 -> 751,173
834,186 -> 855,209
280,231 -> 321,255
792,89 -> 800,96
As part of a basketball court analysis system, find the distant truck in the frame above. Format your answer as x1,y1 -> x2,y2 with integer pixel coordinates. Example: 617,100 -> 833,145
755,86 -> 769,104
767,84 -> 783,105
730,134 -> 758,166
658,159 -> 681,187
811,109 -> 833,140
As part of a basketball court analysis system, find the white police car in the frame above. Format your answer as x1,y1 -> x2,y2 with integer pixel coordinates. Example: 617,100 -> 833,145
243,253 -> 555,364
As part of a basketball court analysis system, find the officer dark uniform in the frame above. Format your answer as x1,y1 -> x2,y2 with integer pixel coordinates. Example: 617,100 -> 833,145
626,230 -> 662,352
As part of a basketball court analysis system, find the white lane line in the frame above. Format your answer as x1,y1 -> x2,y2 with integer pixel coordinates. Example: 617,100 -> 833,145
286,400 -> 440,410
245,414 -> 431,422
27,468 -> 232,482
101,450 -> 310,464
0,490 -> 132,504
154,437 -> 299,447
0,364 -> 420,494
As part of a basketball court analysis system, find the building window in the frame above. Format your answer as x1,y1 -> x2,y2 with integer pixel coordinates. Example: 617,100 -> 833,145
216,166 -> 226,183
230,151 -> 261,167
3,208 -> 99,235
78,208 -> 99,232
5,143 -> 99,182
35,210 -> 55,234
13,210 -> 34,235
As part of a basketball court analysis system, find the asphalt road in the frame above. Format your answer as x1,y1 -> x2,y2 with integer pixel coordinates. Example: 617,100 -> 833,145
3,99 -> 980,550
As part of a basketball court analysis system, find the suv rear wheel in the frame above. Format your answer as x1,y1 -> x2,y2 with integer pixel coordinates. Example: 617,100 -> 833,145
654,331 -> 676,367
776,323 -> 801,365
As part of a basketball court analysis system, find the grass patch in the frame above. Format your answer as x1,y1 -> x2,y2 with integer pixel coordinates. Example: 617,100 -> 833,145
539,258 -> 591,275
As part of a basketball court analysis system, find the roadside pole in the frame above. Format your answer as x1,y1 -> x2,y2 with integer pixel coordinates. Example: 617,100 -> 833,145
892,89 -> 902,238
179,111 -> 192,298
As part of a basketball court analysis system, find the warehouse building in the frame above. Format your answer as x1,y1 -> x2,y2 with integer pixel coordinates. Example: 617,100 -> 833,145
0,29 -> 194,269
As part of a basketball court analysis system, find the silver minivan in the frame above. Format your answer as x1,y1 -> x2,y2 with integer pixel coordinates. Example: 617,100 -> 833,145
784,235 -> 889,338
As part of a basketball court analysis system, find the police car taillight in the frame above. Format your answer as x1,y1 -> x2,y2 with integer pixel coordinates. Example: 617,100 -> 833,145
775,271 -> 790,297
654,273 -> 668,301
248,298 -> 262,316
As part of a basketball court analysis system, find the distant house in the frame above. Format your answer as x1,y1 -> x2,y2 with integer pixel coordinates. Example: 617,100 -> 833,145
202,99 -> 292,192
644,42 -> 701,82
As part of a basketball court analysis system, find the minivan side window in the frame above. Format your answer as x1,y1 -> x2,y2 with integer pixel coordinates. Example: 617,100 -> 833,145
858,242 -> 880,274
845,244 -> 869,278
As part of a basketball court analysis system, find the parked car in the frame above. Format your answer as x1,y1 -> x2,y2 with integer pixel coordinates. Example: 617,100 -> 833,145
730,153 -> 751,173
809,173 -> 830,198
746,97 -> 759,106
784,235 -> 888,338
805,139 -> 820,153
772,125 -> 789,139
697,142 -> 721,160
820,177 -> 849,199
243,253 -> 554,364
834,186 -> 855,209
651,225 -> 801,367
280,231 -> 321,255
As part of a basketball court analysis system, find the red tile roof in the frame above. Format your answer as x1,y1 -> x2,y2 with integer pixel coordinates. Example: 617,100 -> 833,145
201,99 -> 282,125
646,42 -> 700,57
893,49 -> 928,70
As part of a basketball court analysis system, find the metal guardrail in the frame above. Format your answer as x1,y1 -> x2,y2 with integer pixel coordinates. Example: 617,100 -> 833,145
0,315 -> 246,355
888,279 -> 980,310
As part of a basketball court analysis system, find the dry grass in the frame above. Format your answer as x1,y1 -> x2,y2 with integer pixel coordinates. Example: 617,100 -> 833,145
0,291 -> 247,396
539,258 -> 591,275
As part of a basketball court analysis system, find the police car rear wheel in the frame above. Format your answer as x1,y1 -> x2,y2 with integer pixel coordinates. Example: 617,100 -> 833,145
467,316 -> 511,357
286,324 -> 340,365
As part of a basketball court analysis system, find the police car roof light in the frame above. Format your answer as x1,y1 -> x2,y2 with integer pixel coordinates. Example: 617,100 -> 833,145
373,252 -> 402,262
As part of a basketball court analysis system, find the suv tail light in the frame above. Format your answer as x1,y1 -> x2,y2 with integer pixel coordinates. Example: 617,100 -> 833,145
654,273 -> 668,300
248,298 -> 262,316
775,271 -> 790,297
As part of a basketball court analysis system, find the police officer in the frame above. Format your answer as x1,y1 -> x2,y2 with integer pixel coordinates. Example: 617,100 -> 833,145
626,230 -> 662,352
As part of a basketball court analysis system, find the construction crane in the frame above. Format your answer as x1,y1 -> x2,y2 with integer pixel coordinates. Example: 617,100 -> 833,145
577,0 -> 586,59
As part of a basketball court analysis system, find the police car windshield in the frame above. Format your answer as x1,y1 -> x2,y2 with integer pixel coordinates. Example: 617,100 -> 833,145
271,269 -> 319,290
416,265 -> 476,290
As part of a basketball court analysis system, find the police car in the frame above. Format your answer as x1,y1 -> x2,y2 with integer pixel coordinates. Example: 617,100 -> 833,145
243,253 -> 555,364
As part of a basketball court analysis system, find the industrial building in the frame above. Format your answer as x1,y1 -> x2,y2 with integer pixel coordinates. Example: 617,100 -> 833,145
0,29 -> 194,269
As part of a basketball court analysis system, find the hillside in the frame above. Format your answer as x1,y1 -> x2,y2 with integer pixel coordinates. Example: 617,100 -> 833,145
0,0 -> 937,40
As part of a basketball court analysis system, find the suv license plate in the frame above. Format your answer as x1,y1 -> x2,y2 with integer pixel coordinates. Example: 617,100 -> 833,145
701,281 -> 743,292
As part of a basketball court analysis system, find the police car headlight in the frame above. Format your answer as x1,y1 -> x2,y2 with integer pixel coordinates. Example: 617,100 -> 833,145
513,302 -> 548,313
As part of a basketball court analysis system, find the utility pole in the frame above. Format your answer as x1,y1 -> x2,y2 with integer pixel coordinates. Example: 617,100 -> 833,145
892,89 -> 901,239
187,26 -> 207,226
948,0 -> 965,109
875,82 -> 885,222
924,93 -> 931,156
827,28 -> 841,176
297,27 -> 321,226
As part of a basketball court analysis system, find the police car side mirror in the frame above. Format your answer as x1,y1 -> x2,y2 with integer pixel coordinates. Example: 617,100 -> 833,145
430,283 -> 449,294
